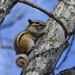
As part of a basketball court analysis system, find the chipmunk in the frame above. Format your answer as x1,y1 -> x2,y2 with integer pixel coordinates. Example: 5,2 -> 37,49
14,19 -> 46,68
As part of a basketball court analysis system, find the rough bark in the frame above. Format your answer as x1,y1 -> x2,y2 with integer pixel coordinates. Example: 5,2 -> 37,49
0,0 -> 17,25
21,0 -> 75,75
0,0 -> 75,75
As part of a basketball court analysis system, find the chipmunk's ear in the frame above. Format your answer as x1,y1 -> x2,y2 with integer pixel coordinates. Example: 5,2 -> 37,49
28,19 -> 34,24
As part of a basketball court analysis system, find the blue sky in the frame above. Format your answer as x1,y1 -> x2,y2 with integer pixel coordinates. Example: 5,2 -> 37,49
0,0 -> 75,75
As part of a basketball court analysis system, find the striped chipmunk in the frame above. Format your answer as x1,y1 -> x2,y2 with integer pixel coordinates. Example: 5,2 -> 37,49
14,19 -> 46,68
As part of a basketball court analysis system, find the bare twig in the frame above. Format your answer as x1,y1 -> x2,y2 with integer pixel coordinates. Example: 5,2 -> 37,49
0,45 -> 14,49
68,31 -> 75,35
18,0 -> 75,37
56,66 -> 75,75
18,0 -> 69,37
0,37 -> 13,42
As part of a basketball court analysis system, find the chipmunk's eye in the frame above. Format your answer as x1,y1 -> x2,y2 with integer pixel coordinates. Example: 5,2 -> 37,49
35,22 -> 40,24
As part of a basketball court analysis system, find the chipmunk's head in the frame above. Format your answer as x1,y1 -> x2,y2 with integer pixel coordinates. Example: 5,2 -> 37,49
15,54 -> 28,68
27,19 -> 46,35
28,19 -> 46,29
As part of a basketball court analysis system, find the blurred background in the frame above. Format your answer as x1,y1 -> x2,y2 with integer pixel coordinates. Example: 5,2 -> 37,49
0,0 -> 75,75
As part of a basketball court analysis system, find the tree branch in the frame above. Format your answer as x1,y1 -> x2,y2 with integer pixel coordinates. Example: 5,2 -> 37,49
18,0 -> 68,37
56,66 -> 75,75
20,0 -> 75,75
0,46 -> 14,49
18,0 -> 75,37
0,0 -> 17,25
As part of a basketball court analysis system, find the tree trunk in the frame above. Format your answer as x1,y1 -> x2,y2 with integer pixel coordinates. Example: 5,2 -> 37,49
21,0 -> 75,75
0,0 -> 75,75
0,0 -> 17,25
